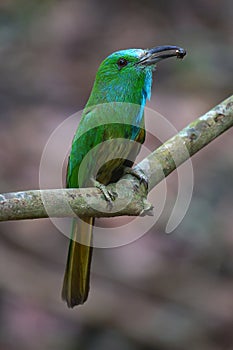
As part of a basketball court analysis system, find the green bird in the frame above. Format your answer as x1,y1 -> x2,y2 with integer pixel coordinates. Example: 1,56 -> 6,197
62,45 -> 186,308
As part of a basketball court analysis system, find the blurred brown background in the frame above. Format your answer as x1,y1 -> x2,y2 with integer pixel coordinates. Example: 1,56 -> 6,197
0,0 -> 233,349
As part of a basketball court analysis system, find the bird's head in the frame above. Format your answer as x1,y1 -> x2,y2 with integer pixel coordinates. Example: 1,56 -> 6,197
99,45 -> 185,74
88,45 -> 186,104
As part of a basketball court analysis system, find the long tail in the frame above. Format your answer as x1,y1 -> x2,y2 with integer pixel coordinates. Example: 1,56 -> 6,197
62,217 -> 93,308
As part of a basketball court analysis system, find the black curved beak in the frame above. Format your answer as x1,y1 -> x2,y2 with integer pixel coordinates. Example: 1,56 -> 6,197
138,45 -> 186,66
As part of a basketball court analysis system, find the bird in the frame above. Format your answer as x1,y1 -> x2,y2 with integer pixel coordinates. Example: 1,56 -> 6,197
62,45 -> 186,308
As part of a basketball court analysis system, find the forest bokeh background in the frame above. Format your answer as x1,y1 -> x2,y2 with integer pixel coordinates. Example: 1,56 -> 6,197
0,1 -> 232,349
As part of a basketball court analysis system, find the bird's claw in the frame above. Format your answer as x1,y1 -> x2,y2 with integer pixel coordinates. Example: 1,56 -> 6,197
91,178 -> 116,207
123,167 -> 149,192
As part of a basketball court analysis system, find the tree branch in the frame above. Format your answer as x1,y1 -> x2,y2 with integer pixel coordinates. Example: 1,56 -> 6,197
0,95 -> 232,221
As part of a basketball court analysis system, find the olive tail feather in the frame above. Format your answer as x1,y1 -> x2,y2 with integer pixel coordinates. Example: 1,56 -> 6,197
62,217 -> 93,308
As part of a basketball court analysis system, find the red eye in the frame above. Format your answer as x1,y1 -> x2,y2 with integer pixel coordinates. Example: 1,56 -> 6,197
117,58 -> 128,68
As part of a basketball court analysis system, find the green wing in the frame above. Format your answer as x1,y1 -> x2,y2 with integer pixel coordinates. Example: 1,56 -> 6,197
67,103 -> 145,188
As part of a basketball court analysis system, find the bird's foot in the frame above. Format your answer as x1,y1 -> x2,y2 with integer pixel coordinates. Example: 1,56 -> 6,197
91,178 -> 117,205
123,167 -> 149,192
